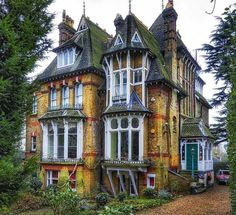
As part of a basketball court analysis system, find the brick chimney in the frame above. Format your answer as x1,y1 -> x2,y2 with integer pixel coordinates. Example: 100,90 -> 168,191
162,0 -> 178,82
58,10 -> 76,45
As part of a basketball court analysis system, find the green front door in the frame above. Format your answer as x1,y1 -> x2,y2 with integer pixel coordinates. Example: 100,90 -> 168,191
186,144 -> 198,171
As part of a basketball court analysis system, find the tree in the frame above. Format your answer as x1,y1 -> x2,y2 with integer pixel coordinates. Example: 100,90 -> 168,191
0,0 -> 54,208
203,4 -> 236,213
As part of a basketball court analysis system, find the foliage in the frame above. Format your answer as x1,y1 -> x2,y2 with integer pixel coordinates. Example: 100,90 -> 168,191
117,192 -> 127,202
11,192 -> 48,213
143,188 -> 158,199
158,190 -> 173,200
45,188 -> 80,215
99,205 -> 133,215
0,155 -> 38,207
0,0 -> 54,209
213,161 -> 229,172
95,192 -> 110,207
124,198 -> 165,211
30,177 -> 43,193
202,3 -> 236,213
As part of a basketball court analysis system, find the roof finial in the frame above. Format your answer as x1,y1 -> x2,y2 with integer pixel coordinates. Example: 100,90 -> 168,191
169,0 -> 173,6
162,0 -> 164,11
129,0 -> 132,15
83,0 -> 86,16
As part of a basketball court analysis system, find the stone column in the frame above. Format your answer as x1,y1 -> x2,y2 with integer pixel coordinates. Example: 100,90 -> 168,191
40,122 -> 48,159
51,121 -> 58,159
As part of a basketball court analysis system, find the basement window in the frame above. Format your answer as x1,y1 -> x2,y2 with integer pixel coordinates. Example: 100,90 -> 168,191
147,174 -> 155,189
69,171 -> 77,191
47,170 -> 59,186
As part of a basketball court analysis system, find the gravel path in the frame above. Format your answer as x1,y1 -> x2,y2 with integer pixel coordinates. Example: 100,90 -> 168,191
137,185 -> 230,215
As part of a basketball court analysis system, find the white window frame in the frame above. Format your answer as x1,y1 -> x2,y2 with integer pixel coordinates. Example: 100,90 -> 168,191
69,171 -> 77,192
112,69 -> 127,101
50,88 -> 57,108
114,34 -> 123,46
47,170 -> 59,186
75,84 -> 83,108
147,174 -> 156,189
57,48 -> 75,68
32,96 -> 37,114
133,68 -> 143,85
131,32 -> 142,43
62,85 -> 69,108
107,116 -> 143,161
31,136 -> 37,151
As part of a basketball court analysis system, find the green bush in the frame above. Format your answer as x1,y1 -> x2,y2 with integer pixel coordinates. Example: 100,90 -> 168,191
158,190 -> 173,200
143,188 -> 158,199
95,193 -> 109,207
99,205 -> 133,215
117,192 -> 127,202
126,199 -> 164,211
45,189 -> 80,215
11,192 -> 48,213
30,177 -> 42,193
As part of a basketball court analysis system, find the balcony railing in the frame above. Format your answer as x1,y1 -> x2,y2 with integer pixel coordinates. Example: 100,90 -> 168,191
102,158 -> 152,168
41,157 -> 84,164
48,104 -> 83,111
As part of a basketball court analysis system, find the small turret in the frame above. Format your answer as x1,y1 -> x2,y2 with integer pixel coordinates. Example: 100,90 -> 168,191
114,14 -> 124,32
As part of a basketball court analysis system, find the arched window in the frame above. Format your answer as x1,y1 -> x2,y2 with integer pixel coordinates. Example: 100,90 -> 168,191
50,88 -> 57,108
109,117 -> 141,161
75,84 -> 83,108
62,85 -> 69,108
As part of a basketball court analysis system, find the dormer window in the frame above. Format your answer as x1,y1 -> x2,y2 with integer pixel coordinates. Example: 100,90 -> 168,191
57,48 -> 75,68
131,32 -> 142,43
114,35 -> 123,46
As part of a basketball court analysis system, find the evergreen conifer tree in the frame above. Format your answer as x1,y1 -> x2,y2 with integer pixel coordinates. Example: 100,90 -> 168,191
203,4 -> 236,213
0,0 -> 54,208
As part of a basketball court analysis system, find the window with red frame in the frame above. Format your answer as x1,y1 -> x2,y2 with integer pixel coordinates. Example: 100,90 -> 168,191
69,171 -> 76,191
147,174 -> 155,189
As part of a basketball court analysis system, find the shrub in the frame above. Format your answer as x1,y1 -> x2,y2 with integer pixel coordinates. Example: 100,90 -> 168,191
45,189 -> 80,215
95,192 -> 109,207
11,192 -> 48,213
30,177 -> 42,193
143,188 -> 158,199
117,192 -> 127,202
99,205 -> 133,215
158,189 -> 173,200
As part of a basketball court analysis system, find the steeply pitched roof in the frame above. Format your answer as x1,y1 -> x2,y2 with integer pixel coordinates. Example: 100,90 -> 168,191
103,91 -> 150,115
195,91 -> 212,109
181,118 -> 214,139
150,14 -> 201,71
37,16 -> 111,82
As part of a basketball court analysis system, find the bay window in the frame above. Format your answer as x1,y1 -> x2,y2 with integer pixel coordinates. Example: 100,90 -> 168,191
113,70 -> 127,100
48,124 -> 54,158
62,86 -> 69,108
133,69 -> 142,84
68,123 -> 77,159
42,120 -> 83,161
108,117 -> 143,161
57,124 -> 64,159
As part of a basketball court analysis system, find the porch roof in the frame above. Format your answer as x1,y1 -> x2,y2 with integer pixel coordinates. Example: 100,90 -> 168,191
181,118 -> 215,139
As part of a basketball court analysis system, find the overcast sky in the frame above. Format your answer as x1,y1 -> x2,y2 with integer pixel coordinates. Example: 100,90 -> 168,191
32,0 -> 235,124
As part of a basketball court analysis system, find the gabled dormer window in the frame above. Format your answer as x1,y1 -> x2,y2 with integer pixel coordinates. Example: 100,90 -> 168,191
131,32 -> 142,43
62,85 -> 69,108
57,48 -> 75,68
114,34 -> 123,46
